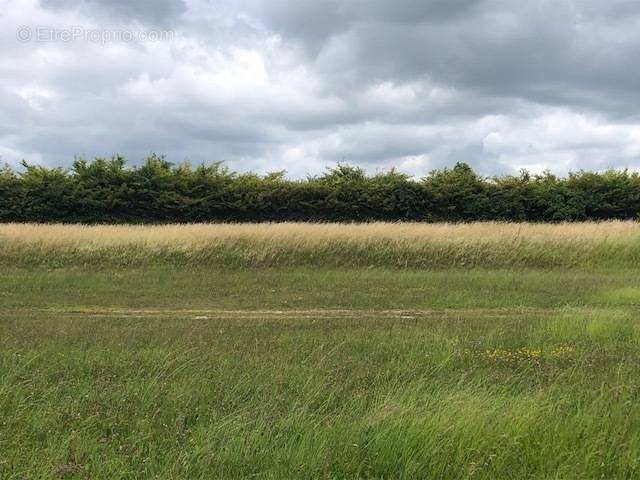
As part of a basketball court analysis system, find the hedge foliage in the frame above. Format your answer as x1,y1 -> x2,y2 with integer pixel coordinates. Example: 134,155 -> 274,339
2,155 -> 640,222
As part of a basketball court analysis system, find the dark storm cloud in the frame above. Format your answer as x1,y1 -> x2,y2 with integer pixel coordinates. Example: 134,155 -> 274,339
39,0 -> 187,26
248,0 -> 640,117
247,0 -> 483,55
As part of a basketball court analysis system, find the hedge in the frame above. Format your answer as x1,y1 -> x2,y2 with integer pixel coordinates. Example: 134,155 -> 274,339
1,155 -> 639,223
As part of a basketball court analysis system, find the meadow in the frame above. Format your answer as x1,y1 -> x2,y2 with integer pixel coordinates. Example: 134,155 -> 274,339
2,222 -> 640,478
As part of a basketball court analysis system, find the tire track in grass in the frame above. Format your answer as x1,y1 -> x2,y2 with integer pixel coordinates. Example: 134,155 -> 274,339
1,306 -> 555,320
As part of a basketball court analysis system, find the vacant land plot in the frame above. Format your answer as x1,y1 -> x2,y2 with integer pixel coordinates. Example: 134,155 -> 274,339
2,223 -> 640,478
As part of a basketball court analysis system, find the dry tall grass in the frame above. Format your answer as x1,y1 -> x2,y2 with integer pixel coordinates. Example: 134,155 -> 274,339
1,221 -> 639,246
1,221 -> 639,268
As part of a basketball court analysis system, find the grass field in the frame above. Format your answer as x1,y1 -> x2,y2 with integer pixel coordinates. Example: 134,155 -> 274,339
2,223 -> 640,478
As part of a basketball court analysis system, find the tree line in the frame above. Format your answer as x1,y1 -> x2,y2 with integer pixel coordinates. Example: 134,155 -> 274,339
1,155 -> 640,223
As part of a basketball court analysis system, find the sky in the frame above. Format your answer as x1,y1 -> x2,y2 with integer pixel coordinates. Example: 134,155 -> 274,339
2,0 -> 640,177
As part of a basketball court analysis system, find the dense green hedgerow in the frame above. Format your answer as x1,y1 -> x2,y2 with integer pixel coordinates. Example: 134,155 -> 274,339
3,155 -> 640,222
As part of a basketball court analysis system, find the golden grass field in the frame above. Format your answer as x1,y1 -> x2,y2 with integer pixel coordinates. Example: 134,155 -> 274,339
2,220 -> 639,246
1,221 -> 639,269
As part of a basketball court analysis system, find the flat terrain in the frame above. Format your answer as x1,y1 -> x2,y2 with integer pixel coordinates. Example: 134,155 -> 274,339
2,223 -> 640,478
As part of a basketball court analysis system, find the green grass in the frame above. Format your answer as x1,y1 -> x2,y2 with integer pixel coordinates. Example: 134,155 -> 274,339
3,267 -> 640,311
4,236 -> 640,270
3,267 -> 640,478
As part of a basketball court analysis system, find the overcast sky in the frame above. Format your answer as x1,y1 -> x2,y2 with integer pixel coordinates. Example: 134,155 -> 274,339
2,0 -> 640,177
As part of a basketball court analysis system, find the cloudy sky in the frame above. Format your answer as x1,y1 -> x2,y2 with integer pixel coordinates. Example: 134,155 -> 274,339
2,0 -> 640,177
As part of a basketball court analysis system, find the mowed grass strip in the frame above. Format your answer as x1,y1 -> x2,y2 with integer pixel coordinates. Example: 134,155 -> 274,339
3,267 -> 639,311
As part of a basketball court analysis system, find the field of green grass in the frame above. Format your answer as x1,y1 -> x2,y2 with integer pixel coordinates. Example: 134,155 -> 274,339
2,223 -> 640,478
